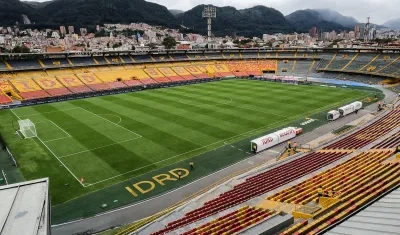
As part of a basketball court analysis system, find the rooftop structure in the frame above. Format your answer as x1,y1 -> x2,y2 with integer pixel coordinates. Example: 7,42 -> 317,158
0,178 -> 50,235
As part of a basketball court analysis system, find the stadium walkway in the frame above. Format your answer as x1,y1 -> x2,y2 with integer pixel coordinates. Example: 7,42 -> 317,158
52,86 -> 398,235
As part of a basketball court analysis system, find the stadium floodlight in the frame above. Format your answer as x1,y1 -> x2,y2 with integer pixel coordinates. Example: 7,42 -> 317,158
202,5 -> 217,41
18,119 -> 37,139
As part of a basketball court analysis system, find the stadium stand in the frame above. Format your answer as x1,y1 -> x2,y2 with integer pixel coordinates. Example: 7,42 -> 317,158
292,60 -> 313,75
7,59 -> 42,70
184,65 -> 210,79
323,108 -> 400,150
258,60 -> 277,72
325,53 -> 357,71
170,53 -> 188,61
211,64 -> 234,77
41,58 -> 70,68
259,52 -> 277,59
93,71 -> 129,89
150,151 -> 349,234
10,78 -> 49,99
105,56 -> 123,64
277,60 -> 294,75
68,57 -> 96,66
278,52 -> 296,58
76,73 -> 110,91
226,61 -> 249,76
93,56 -> 109,65
172,67 -> 196,80
375,56 -> 400,75
204,53 -> 223,59
241,51 -> 259,58
152,54 -> 172,62
342,53 -> 377,72
34,76 -> 72,96
360,54 -> 400,73
186,53 -> 205,60
129,69 -> 157,85
279,151 -> 399,235
157,67 -> 185,82
0,91 -> 12,104
372,131 -> 400,149
177,207 -> 275,235
223,52 -> 241,60
0,61 -> 9,70
119,55 -> 134,63
56,75 -> 92,93
133,54 -> 154,62
144,68 -> 171,83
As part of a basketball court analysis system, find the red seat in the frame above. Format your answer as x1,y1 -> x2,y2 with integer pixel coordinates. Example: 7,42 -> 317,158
88,83 -> 110,91
0,94 -> 12,104
45,87 -> 72,96
19,90 -> 50,100
107,81 -> 127,89
124,80 -> 143,87
68,85 -> 92,93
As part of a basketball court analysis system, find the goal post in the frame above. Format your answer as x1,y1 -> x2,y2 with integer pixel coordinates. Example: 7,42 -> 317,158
18,119 -> 37,139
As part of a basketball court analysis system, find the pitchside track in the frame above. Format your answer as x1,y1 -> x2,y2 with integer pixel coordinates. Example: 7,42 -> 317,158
0,80 -> 371,204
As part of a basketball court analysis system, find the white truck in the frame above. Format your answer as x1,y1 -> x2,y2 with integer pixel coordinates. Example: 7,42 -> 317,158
327,101 -> 362,121
251,127 -> 303,153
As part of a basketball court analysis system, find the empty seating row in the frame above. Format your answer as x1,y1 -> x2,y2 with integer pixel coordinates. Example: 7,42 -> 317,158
0,92 -> 12,104
281,159 -> 400,234
267,151 -> 391,205
7,59 -> 42,70
360,54 -> 400,73
372,131 -> 400,149
343,53 -> 377,72
150,151 -> 348,234
177,207 -> 273,235
323,108 -> 400,150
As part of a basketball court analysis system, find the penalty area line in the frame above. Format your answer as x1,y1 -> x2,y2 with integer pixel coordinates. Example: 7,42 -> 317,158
9,109 -> 85,187
78,107 -> 142,138
82,97 -> 365,187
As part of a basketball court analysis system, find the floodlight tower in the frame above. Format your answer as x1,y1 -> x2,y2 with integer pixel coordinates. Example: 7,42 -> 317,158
364,17 -> 370,43
202,5 -> 217,41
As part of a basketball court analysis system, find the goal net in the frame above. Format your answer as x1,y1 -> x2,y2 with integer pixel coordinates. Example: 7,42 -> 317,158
18,119 -> 37,139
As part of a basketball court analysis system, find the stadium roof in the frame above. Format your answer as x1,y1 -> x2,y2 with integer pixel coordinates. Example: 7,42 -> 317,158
325,187 -> 400,235
0,178 -> 50,235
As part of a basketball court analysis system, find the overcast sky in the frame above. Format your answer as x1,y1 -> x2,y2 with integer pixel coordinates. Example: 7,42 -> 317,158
25,0 -> 398,24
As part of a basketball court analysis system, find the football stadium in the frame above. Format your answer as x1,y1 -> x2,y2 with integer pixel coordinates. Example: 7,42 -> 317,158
0,48 -> 399,235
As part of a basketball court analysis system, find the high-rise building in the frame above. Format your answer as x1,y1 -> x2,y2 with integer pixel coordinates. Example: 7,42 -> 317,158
309,27 -> 318,38
68,26 -> 74,35
354,26 -> 361,39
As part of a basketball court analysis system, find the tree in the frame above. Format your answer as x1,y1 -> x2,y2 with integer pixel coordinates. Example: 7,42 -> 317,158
162,36 -> 177,49
12,45 -> 30,53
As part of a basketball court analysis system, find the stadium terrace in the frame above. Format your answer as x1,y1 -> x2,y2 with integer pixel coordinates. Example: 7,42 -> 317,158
0,47 -> 399,235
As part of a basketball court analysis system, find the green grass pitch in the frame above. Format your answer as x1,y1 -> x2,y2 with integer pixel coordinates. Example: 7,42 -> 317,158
0,79 -> 369,206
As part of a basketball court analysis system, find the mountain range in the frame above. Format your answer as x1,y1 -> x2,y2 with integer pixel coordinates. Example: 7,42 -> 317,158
0,0 -> 389,37
384,18 -> 400,29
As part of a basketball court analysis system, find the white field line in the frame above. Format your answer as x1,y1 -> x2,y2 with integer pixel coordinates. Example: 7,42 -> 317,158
44,136 -> 71,143
17,107 -> 81,117
84,95 -> 364,187
78,107 -> 142,138
97,114 -> 122,124
10,109 -> 85,187
58,138 -> 139,159
48,120 -> 72,137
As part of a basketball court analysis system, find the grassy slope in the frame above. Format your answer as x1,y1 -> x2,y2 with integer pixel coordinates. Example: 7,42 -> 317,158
0,80 -> 372,223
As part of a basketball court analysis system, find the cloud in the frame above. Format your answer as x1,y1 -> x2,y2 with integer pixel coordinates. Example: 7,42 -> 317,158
24,0 -> 398,24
